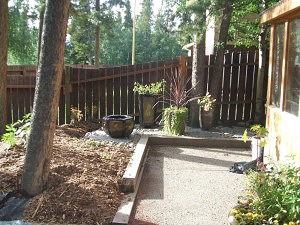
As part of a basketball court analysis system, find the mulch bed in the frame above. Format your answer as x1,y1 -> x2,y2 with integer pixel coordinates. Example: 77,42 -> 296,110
0,121 -> 134,224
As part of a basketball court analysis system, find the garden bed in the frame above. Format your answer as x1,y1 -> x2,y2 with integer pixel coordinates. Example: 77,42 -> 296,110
0,122 -> 134,224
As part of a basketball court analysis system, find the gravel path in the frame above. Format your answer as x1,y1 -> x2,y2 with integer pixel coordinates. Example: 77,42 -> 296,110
130,145 -> 251,225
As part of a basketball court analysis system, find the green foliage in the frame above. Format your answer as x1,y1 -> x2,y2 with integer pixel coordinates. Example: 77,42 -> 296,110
197,92 -> 216,111
1,113 -> 31,147
70,107 -> 83,125
243,124 -> 269,147
163,107 -> 188,135
133,80 -> 165,95
232,165 -> 300,224
8,0 -> 38,64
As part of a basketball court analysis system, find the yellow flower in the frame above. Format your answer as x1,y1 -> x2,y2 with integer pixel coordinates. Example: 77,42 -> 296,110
274,220 -> 279,224
252,213 -> 259,219
289,222 -> 295,225
245,213 -> 253,220
230,208 -> 238,214
234,213 -> 240,219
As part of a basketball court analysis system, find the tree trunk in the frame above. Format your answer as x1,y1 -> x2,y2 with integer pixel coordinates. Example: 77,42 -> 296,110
95,0 -> 100,66
255,0 -> 268,124
21,0 -> 70,197
209,3 -> 233,100
189,32 -> 206,127
37,4 -> 45,64
0,0 -> 8,135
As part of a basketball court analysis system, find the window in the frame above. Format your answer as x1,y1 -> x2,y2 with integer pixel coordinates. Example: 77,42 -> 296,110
285,18 -> 300,117
271,23 -> 285,107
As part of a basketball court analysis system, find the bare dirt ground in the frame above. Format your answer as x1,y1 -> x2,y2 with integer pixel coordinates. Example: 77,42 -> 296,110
0,121 -> 134,225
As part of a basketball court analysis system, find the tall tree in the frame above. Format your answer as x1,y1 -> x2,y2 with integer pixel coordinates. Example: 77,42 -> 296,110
0,0 -> 8,135
94,0 -> 100,65
8,0 -> 38,65
136,0 -> 153,63
209,1 -> 234,100
21,0 -> 70,196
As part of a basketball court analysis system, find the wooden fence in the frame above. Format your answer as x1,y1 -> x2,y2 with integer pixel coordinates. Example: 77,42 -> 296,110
7,47 -> 267,125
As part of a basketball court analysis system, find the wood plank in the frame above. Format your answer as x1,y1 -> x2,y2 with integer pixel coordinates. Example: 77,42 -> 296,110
114,66 -> 121,115
106,68 -> 114,116
221,53 -> 232,122
127,65 -> 135,117
228,52 -> 240,122
244,51 -> 255,122
236,50 -> 247,122
121,66 -> 128,115
99,68 -> 106,120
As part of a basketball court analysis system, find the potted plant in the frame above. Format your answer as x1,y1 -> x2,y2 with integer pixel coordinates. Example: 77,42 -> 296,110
197,92 -> 216,130
243,124 -> 268,162
163,70 -> 200,135
133,80 -> 164,127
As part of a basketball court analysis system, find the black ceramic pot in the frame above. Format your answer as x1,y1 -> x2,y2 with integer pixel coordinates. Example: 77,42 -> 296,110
102,115 -> 134,138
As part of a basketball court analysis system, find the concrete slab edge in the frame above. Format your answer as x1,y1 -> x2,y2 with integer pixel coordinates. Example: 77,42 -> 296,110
112,136 -> 250,224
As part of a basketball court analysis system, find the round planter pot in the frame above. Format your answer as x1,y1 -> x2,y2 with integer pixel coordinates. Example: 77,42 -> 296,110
102,115 -> 134,138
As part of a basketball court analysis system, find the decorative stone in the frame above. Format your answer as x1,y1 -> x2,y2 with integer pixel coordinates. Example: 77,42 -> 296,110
102,115 -> 134,138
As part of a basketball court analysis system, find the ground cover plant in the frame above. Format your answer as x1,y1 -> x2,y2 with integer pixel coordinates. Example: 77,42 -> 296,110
0,121 -> 134,224
231,164 -> 300,224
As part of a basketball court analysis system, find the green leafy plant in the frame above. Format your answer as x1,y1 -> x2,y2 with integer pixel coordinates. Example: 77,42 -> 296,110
243,124 -> 269,147
232,164 -> 300,224
162,69 -> 200,135
70,107 -> 83,125
133,80 -> 165,95
197,92 -> 216,111
163,107 -> 188,135
1,113 -> 31,147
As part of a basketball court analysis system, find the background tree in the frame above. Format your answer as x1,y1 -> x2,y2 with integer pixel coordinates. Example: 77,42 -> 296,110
21,0 -> 70,196
0,0 -> 8,135
8,0 -> 38,64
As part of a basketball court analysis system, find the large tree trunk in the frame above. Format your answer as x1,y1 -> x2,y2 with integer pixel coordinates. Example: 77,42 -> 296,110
95,0 -> 100,66
189,32 -> 207,127
37,3 -> 45,64
21,0 -> 70,197
0,1 -> 8,135
209,3 -> 233,100
255,0 -> 268,124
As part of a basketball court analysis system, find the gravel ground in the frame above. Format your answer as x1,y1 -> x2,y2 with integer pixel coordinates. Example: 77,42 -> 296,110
130,145 -> 251,225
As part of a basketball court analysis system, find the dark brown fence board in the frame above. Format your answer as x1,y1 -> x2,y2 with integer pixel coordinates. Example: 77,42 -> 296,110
99,69 -> 106,119
121,66 -> 128,115
113,67 -> 121,115
229,52 -> 240,122
127,65 -> 135,117
244,51 -> 255,122
236,50 -> 247,121
221,53 -> 232,121
106,68 -> 114,116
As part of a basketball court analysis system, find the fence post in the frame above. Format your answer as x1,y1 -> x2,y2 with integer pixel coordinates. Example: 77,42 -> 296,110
65,66 -> 71,124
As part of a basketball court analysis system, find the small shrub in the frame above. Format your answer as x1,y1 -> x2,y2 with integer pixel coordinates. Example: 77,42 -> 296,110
1,113 -> 31,148
232,164 -> 300,224
70,107 -> 83,125
163,107 -> 188,135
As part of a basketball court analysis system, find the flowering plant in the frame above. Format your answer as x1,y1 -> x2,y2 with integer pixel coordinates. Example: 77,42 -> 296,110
230,164 -> 300,225
197,92 -> 216,111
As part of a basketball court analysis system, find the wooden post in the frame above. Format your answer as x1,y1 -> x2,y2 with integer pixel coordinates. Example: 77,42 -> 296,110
65,66 -> 71,124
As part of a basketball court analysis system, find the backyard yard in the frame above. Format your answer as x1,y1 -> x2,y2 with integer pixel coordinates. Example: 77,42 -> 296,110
0,122 -> 134,224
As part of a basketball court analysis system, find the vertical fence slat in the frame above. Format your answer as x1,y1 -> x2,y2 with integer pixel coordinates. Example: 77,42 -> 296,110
244,51 -> 255,122
221,53 -> 232,122
99,68 -> 106,120
229,52 -> 240,122
127,65 -> 135,117
236,50 -> 247,122
121,66 -> 128,115
106,68 -> 114,115
114,67 -> 121,115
